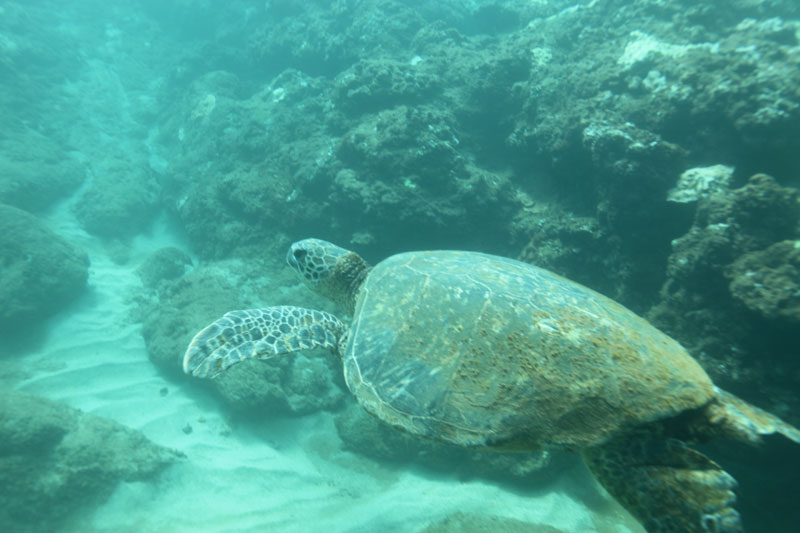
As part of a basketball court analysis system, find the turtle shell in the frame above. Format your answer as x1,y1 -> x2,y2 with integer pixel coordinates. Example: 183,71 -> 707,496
342,251 -> 715,450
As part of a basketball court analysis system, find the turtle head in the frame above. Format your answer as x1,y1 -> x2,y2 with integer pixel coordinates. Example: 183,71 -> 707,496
287,238 -> 370,314
287,238 -> 351,284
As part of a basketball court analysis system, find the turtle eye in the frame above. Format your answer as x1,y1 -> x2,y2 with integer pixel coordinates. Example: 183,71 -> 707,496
293,249 -> 307,262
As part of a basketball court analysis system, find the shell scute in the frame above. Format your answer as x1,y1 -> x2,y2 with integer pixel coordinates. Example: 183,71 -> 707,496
343,251 -> 715,449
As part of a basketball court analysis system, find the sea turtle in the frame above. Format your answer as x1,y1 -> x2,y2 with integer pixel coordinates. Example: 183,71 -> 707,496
184,238 -> 800,533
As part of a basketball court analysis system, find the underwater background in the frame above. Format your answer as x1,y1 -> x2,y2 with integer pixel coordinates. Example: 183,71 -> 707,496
1,0 -> 799,531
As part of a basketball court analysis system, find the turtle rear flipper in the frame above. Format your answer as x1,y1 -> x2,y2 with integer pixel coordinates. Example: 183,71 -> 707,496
183,306 -> 346,378
707,387 -> 800,445
583,438 -> 743,533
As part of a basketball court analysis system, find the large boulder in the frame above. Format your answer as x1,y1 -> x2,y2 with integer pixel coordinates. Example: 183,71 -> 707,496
0,203 -> 89,335
648,173 -> 800,426
0,132 -> 85,213
727,240 -> 800,323
72,154 -> 160,239
0,391 -> 180,533
334,402 -> 558,484
136,246 -> 193,290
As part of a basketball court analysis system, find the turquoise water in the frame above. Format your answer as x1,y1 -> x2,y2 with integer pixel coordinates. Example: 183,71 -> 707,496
1,1 -> 799,532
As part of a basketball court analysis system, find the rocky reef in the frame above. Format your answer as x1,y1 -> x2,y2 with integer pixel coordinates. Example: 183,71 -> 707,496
650,174 -> 800,409
0,391 -> 180,533
3,0 -> 799,530
143,3 -> 800,525
72,153 -> 161,239
137,249 -> 346,416
334,402 -> 562,485
0,204 -> 89,340
0,132 -> 85,213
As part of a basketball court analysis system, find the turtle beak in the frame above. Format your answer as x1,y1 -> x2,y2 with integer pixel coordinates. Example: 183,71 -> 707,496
286,245 -> 305,270
286,247 -> 297,268
286,244 -> 311,279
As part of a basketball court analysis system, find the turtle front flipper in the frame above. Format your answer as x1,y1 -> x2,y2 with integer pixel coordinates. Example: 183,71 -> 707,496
183,306 -> 346,378
583,437 -> 743,533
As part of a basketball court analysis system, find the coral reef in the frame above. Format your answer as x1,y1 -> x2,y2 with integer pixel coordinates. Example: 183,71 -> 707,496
5,1 -> 800,529
326,104 -> 519,253
667,165 -> 734,203
649,174 -> 800,415
727,240 -> 800,323
333,58 -> 438,115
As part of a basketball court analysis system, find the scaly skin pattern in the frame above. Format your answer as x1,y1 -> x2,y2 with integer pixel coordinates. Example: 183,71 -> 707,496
343,250 -> 714,449
183,306 -> 345,378
286,238 -> 370,314
583,437 -> 743,533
